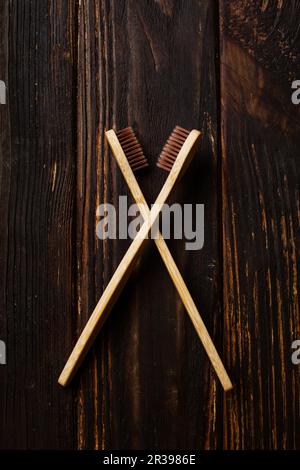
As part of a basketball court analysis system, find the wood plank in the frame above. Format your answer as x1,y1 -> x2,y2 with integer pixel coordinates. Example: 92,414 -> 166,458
220,0 -> 300,449
0,0 -> 76,448
75,0 -> 223,449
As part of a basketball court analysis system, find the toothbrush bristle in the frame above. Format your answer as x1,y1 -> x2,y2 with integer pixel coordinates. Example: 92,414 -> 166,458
116,127 -> 149,172
156,125 -> 190,172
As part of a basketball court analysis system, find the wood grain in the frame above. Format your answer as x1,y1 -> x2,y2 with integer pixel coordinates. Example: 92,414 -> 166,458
0,0 -> 76,449
220,0 -> 300,449
1,0 -> 299,451
75,0 -> 222,450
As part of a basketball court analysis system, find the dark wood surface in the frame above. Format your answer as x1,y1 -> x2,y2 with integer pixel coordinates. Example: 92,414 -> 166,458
220,0 -> 300,449
0,0 -> 299,450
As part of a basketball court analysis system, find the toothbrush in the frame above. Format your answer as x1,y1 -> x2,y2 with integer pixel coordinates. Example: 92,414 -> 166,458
106,126 -> 232,391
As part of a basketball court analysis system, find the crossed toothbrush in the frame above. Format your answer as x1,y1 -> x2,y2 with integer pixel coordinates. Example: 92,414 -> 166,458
59,126 -> 232,391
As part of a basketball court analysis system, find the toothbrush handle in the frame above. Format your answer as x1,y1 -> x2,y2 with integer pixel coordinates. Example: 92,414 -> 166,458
58,227 -> 150,386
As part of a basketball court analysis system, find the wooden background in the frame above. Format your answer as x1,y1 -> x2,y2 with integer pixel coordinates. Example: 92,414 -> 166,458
0,0 -> 299,450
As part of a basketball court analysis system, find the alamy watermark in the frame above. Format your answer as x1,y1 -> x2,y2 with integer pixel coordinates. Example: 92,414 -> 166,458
0,340 -> 6,364
0,80 -> 6,104
291,340 -> 300,365
291,80 -> 300,104
96,196 -> 204,251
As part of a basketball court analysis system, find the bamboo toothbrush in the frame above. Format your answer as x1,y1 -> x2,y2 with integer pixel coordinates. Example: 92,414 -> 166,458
59,126 -> 201,387
106,127 -> 232,391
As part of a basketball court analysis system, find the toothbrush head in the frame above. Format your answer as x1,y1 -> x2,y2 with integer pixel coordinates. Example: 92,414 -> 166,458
116,127 -> 149,172
156,125 -> 190,172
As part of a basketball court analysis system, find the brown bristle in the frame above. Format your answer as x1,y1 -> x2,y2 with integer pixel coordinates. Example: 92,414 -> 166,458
116,127 -> 149,172
156,125 -> 190,172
